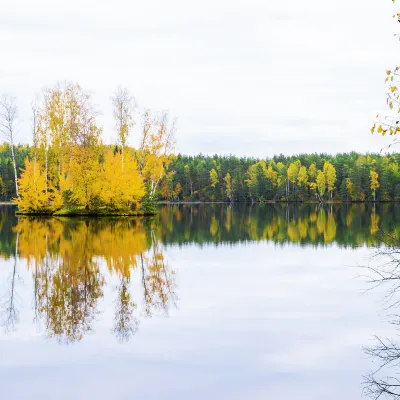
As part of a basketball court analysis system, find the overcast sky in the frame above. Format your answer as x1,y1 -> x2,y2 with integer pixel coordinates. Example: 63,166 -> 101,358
0,0 -> 398,157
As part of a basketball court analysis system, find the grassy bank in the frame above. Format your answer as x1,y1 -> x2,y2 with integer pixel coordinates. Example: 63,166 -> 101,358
15,205 -> 157,217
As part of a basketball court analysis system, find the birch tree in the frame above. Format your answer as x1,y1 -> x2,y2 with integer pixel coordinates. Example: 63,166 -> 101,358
0,95 -> 19,197
140,110 -> 177,197
112,87 -> 136,169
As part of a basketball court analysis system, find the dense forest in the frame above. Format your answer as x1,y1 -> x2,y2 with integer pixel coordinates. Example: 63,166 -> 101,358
162,152 -> 400,202
1,143 -> 399,203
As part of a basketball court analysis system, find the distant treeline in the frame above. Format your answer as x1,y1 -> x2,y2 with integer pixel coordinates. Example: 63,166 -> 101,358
162,152 -> 400,202
1,144 -> 400,202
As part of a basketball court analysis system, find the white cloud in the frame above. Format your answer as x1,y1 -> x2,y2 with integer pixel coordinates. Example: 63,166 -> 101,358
0,0 -> 398,156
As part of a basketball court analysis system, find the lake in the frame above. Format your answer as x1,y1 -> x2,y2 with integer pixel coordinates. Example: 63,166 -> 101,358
1,203 -> 400,399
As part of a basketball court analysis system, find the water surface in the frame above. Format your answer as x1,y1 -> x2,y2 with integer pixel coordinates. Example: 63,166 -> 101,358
0,203 -> 398,399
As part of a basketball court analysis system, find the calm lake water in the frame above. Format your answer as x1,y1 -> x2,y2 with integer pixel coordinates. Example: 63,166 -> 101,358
1,203 -> 400,399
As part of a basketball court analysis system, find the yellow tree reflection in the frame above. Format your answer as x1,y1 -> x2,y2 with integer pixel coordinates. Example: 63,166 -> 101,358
140,230 -> 177,317
11,216 -> 176,343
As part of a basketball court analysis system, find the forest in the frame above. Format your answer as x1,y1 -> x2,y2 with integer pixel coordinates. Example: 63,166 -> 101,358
162,152 -> 400,203
1,142 -> 400,204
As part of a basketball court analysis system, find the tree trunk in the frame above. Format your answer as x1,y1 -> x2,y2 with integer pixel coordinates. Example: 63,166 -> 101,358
45,147 -> 48,192
10,140 -> 18,197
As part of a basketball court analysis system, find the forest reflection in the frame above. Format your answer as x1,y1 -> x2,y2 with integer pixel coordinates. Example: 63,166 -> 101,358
1,203 -> 400,344
154,203 -> 400,247
1,216 -> 177,343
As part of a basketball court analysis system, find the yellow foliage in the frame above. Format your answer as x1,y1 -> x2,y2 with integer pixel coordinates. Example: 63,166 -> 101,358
370,169 -> 380,201
324,214 -> 336,243
287,161 -> 301,184
370,212 -> 380,236
210,168 -> 219,188
297,166 -> 309,188
308,163 -> 318,180
345,178 -> 356,200
210,216 -> 219,237
316,171 -> 326,197
323,161 -> 337,199
99,150 -> 145,210
224,173 -> 233,200
14,158 -> 56,213
68,147 -> 101,209
142,153 -> 166,194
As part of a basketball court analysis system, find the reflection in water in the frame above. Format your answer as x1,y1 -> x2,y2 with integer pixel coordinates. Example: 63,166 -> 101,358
1,203 -> 400,345
113,275 -> 138,343
1,216 -> 177,343
1,231 -> 19,332
154,203 -> 400,247
361,235 -> 400,399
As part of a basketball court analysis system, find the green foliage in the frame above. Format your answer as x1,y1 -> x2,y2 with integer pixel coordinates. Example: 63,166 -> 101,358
142,192 -> 158,215
157,152 -> 400,203
0,143 -> 30,200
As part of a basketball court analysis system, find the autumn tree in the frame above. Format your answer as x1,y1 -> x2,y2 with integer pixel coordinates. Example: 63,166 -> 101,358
308,163 -> 318,180
297,166 -> 309,200
174,183 -> 182,201
323,161 -> 337,201
287,161 -> 300,200
316,170 -> 326,201
112,87 -> 136,168
370,169 -> 380,202
36,83 -> 80,190
245,163 -> 259,202
139,110 -> 176,198
210,168 -> 218,189
224,172 -> 233,202
99,149 -> 145,210
66,88 -> 103,210
266,163 -> 278,188
14,158 -> 54,213
345,178 -> 356,201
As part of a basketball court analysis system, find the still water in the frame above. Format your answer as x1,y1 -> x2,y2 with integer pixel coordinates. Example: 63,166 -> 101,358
1,203 -> 400,399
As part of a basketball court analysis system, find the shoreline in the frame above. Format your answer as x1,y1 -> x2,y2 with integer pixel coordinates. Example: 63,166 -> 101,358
158,200 -> 400,205
2,200 -> 400,217
15,210 -> 157,217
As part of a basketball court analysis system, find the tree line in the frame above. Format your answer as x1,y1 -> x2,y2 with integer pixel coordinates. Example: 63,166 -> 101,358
1,143 -> 400,204
160,152 -> 400,203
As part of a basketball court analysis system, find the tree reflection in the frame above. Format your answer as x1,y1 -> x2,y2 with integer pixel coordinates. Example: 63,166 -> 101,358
141,231 -> 177,317
112,276 -> 138,343
1,232 -> 19,332
361,234 -> 400,399
3,216 -> 177,343
153,203 -> 400,247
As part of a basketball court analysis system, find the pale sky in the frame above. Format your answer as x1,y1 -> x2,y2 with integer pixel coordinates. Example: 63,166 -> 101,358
0,0 -> 398,157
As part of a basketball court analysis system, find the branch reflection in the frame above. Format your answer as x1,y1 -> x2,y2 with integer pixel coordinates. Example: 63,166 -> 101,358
362,234 -> 400,399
